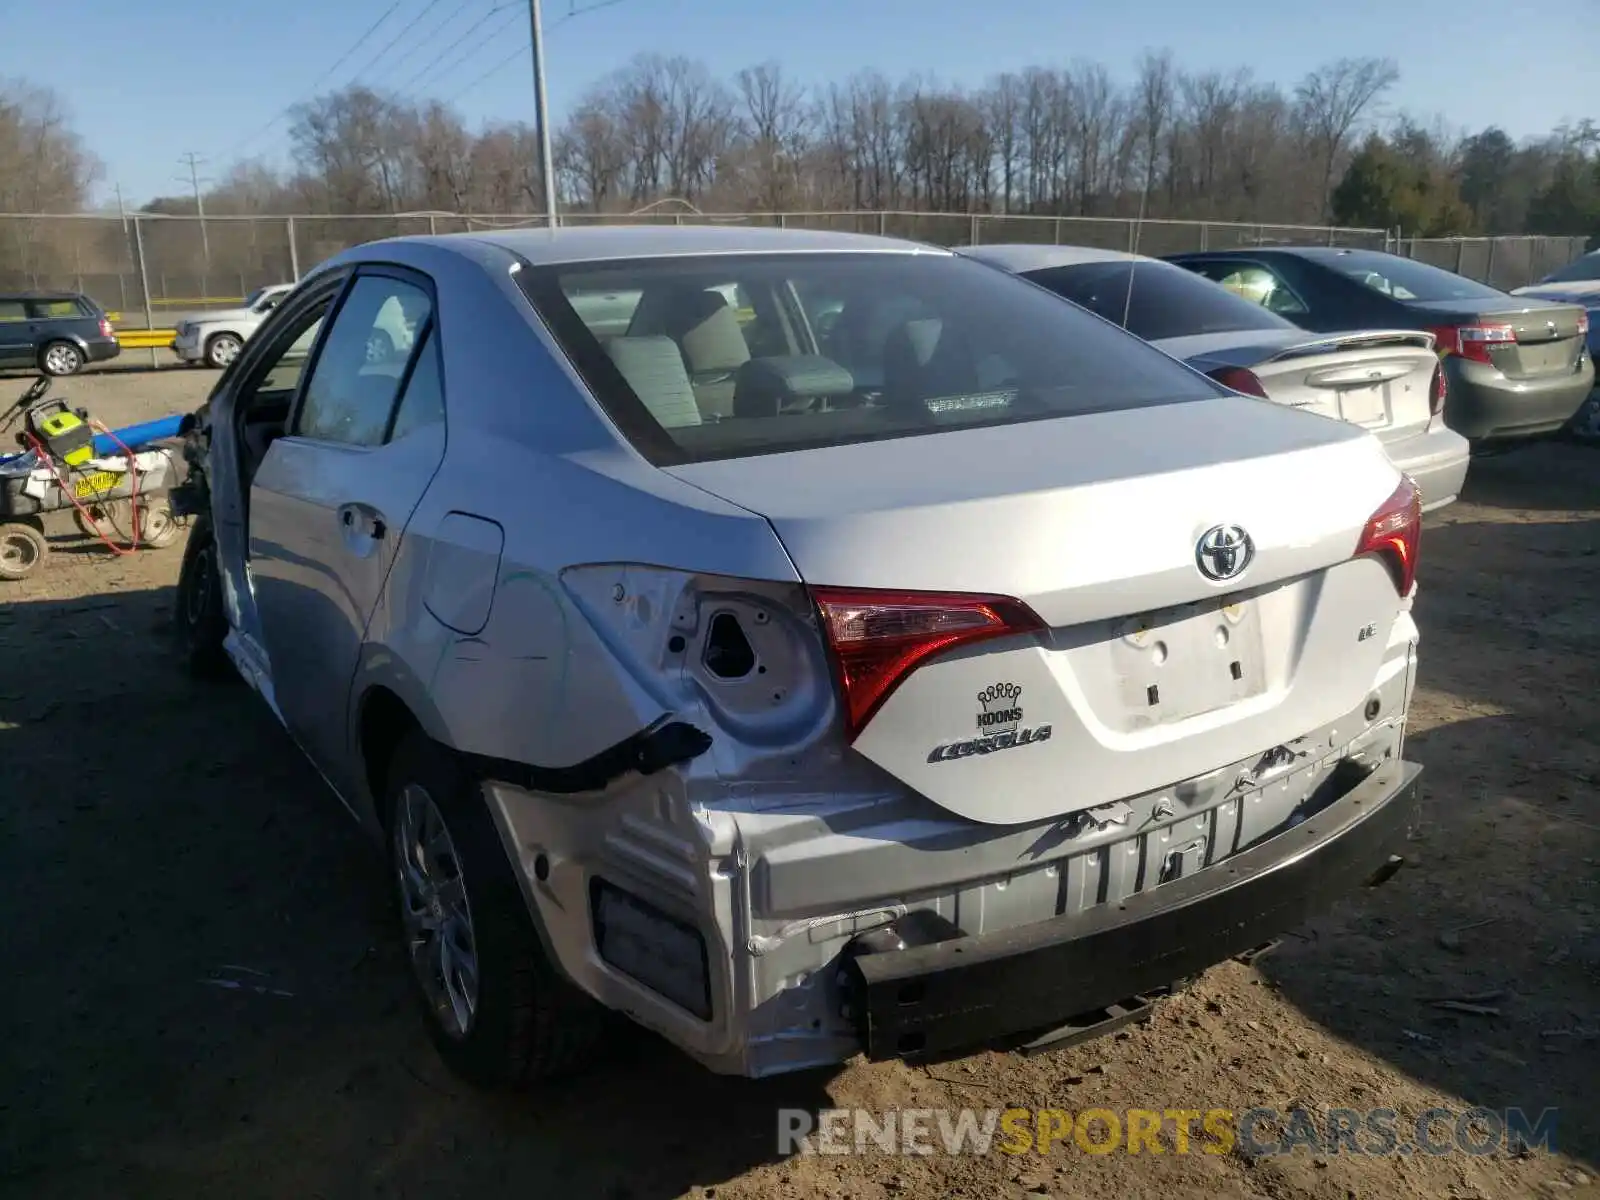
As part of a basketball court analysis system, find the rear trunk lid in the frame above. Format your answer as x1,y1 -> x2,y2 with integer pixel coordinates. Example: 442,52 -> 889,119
666,397 -> 1410,825
1161,329 -> 1439,444
1407,298 -> 1588,380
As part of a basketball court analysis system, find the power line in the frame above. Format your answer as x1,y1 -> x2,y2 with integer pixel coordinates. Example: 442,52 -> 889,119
442,0 -> 629,106
227,0 -> 407,157
403,5 -> 521,98
350,0 -> 450,84
400,2 -> 522,95
371,0 -> 478,84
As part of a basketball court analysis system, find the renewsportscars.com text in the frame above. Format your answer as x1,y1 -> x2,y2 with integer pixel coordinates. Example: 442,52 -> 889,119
777,1106 -> 1559,1158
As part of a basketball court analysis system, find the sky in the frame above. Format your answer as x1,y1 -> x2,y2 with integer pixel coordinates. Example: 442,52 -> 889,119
2,0 -> 1594,209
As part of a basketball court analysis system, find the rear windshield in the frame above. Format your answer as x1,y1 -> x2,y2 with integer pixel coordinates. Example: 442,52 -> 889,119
1540,251 -> 1600,285
1323,251 -> 1507,303
1022,260 -> 1293,340
516,252 -> 1223,464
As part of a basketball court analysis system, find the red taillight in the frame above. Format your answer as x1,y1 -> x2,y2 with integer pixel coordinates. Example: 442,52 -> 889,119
1355,476 -> 1422,595
98,317 -> 114,338
1426,322 -> 1515,365
1428,362 -> 1447,416
1206,365 -> 1270,398
809,586 -> 1045,742
1577,312 -> 1590,339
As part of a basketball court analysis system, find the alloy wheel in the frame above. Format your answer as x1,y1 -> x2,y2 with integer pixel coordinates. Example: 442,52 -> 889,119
393,782 -> 480,1039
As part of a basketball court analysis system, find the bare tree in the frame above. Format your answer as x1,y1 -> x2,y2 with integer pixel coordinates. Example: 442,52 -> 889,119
734,61 -> 811,210
1294,56 -> 1400,219
1131,50 -> 1177,217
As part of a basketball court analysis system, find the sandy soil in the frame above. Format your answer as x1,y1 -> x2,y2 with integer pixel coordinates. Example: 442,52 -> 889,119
2,366 -> 1596,1200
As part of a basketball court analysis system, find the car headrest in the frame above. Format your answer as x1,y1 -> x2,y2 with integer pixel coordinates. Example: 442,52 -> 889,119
604,336 -> 703,429
680,298 -> 751,376
732,356 -> 855,418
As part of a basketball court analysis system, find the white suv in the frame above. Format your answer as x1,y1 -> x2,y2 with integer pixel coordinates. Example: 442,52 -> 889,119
171,285 -> 297,368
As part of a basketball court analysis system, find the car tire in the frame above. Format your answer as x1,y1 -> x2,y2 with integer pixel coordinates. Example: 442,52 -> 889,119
173,517 -> 233,680
0,519 -> 48,580
1565,393 -> 1600,445
39,340 -> 85,377
385,730 -> 610,1089
205,333 -> 242,370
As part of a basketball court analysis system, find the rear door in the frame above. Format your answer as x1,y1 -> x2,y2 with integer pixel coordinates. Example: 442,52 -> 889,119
248,267 -> 448,794
25,296 -> 95,349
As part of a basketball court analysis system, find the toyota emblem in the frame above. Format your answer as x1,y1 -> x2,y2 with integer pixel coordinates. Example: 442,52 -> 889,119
1196,524 -> 1255,581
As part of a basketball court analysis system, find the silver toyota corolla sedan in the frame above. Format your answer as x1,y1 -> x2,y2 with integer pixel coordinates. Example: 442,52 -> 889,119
170,225 -> 1423,1086
959,244 -> 1472,512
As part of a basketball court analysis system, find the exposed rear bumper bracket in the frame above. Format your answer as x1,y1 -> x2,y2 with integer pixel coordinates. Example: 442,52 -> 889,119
845,758 -> 1421,1062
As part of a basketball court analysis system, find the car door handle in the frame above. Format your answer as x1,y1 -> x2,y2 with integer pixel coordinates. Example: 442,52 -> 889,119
338,504 -> 387,540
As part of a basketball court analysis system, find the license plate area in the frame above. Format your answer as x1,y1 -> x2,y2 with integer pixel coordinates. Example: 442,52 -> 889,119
1511,340 -> 1573,375
1336,383 -> 1388,426
73,470 -> 123,498
1112,597 -> 1266,727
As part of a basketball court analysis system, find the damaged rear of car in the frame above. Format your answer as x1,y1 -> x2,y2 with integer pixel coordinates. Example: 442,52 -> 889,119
184,227 -> 1421,1086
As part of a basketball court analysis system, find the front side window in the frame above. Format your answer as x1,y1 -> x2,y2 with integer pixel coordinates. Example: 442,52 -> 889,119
1023,261 -> 1295,340
239,306 -> 329,409
518,251 -> 1226,465
295,275 -> 434,447
1181,261 -> 1310,316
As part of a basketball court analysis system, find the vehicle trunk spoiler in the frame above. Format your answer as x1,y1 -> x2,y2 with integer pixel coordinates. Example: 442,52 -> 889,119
1263,330 -> 1437,362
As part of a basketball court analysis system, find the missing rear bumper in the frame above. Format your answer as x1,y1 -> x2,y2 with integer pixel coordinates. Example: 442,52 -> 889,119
843,758 -> 1420,1061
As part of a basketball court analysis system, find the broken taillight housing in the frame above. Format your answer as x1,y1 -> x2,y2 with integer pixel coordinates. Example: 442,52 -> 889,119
809,586 -> 1045,741
1355,475 -> 1422,595
1206,365 -> 1270,398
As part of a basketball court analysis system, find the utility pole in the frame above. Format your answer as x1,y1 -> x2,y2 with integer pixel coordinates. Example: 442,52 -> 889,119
178,151 -> 212,270
527,0 -> 558,227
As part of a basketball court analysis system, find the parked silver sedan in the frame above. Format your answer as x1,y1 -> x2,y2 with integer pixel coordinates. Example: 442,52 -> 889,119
172,225 -> 1423,1086
960,244 -> 1471,511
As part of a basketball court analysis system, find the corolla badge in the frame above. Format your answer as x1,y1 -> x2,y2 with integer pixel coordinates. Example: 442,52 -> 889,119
1196,524 -> 1254,582
927,682 -> 1052,764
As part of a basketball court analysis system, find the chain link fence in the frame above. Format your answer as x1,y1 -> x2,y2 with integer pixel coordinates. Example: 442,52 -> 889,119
1396,235 -> 1591,294
0,212 -> 1587,330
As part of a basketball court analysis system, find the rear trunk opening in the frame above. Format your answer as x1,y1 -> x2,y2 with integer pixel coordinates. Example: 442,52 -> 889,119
667,397 -> 1415,825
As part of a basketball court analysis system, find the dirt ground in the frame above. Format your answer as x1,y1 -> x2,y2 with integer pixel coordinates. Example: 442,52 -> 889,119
2,366 -> 1596,1200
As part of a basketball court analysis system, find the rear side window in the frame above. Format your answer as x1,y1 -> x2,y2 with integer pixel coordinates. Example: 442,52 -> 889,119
1023,261 -> 1294,340
1320,251 -> 1507,303
518,252 -> 1224,465
0,299 -> 27,322
26,298 -> 86,319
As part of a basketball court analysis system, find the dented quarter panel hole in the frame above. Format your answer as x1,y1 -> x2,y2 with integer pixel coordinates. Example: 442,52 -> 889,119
704,612 -> 757,679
